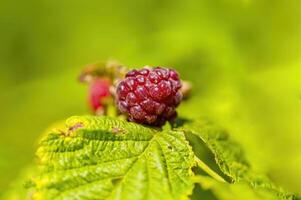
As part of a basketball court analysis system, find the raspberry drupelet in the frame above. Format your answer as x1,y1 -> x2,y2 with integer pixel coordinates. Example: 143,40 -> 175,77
116,67 -> 182,126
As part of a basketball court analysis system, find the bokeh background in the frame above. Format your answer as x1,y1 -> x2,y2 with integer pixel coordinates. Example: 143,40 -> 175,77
1,0 -> 301,197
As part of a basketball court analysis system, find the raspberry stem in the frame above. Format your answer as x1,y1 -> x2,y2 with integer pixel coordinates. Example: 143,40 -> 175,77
195,156 -> 226,183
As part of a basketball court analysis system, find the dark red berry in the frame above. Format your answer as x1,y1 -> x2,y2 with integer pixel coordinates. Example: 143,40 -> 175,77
116,67 -> 182,126
89,78 -> 111,112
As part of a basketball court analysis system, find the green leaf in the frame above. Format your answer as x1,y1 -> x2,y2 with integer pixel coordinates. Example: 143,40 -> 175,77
33,116 -> 195,200
183,119 -> 300,200
194,175 -> 279,200
183,119 -> 251,182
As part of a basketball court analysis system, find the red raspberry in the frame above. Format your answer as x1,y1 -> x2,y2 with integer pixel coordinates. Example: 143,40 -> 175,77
89,78 -> 111,113
116,67 -> 182,125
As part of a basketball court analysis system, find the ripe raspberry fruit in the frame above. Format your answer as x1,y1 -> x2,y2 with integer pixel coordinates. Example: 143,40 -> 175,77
88,78 -> 111,113
116,67 -> 182,125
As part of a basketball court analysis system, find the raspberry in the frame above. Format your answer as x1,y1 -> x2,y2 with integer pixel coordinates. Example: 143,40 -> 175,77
88,78 -> 111,113
116,67 -> 182,126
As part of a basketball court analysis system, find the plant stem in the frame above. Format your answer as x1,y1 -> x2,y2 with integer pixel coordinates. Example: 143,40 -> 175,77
195,156 -> 226,183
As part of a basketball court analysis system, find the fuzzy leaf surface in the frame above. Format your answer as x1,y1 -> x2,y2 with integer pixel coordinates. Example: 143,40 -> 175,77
33,116 -> 195,200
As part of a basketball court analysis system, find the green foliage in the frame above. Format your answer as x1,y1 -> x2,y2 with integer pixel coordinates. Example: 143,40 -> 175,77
32,116 -> 195,200
2,0 -> 301,196
184,119 -> 301,200
194,176 -> 281,200
20,115 -> 299,200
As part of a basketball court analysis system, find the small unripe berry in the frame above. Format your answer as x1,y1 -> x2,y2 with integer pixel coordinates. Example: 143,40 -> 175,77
88,78 -> 111,113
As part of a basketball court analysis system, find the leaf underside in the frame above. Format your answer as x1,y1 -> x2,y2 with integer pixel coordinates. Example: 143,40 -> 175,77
184,119 -> 301,200
34,116 -> 195,200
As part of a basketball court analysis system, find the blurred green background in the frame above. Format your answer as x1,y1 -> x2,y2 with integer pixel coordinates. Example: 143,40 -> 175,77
1,0 -> 301,197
